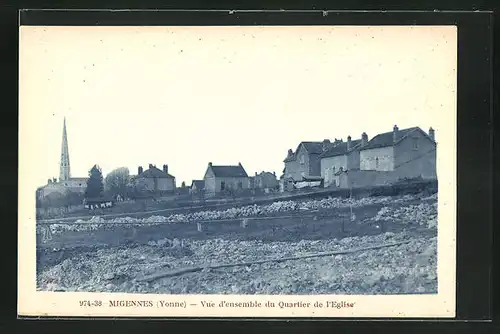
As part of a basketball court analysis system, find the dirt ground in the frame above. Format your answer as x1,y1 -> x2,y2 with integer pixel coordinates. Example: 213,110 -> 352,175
36,193 -> 438,295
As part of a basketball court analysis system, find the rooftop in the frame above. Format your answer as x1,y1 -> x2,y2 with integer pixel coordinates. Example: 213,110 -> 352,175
360,127 -> 432,150
138,166 -> 175,179
284,141 -> 325,162
319,139 -> 362,158
191,180 -> 205,188
208,164 -> 248,178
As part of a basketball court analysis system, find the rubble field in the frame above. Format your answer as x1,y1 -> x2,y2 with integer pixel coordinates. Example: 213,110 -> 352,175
37,193 -> 438,294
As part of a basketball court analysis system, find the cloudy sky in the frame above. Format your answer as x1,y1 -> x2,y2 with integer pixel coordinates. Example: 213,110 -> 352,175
19,25 -> 456,188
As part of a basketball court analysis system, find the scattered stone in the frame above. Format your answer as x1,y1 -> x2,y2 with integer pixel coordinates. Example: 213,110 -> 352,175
103,273 -> 115,280
37,194 -> 438,295
41,193 -> 432,235
157,238 -> 169,247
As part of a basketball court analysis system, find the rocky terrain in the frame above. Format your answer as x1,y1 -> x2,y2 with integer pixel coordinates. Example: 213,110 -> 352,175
36,192 -> 438,295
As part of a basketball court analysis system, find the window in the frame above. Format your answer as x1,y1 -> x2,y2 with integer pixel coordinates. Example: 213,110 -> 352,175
300,155 -> 305,165
220,181 -> 225,191
238,182 -> 243,189
412,138 -> 419,150
375,157 -> 379,169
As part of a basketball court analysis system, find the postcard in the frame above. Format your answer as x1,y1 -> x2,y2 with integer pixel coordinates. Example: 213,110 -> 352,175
19,25 -> 457,318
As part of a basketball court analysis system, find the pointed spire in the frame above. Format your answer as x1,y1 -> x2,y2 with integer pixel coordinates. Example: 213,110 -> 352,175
59,117 -> 71,181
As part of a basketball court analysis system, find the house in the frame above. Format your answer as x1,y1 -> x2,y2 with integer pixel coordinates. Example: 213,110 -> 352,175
248,176 -> 255,189
253,171 -> 279,191
319,136 -> 362,187
134,164 -> 176,194
37,177 -> 87,200
283,139 -> 340,182
190,180 -> 205,194
280,175 -> 295,192
279,168 -> 294,193
338,126 -> 437,188
203,162 -> 250,196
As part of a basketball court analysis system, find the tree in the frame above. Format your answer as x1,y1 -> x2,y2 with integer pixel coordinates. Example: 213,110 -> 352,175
42,191 -> 66,208
85,164 -> 104,199
126,177 -> 148,199
105,167 -> 130,198
65,191 -> 84,206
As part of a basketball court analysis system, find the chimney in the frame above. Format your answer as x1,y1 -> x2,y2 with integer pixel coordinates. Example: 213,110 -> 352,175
273,171 -> 276,176
48,179 -> 52,184
238,162 -> 242,167
393,125 -> 399,143
287,149 -> 293,157
138,166 -> 143,175
255,172 -> 258,176
361,132 -> 368,146
429,127 -> 435,141
208,162 -> 212,167
53,178 -> 57,183
322,139 -> 331,152
347,135 -> 352,150
149,163 -> 153,169
163,164 -> 168,174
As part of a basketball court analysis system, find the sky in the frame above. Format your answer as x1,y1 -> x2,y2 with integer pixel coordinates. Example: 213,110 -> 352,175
19,26 -> 457,188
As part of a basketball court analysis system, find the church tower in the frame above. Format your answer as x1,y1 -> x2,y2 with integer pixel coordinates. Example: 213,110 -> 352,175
59,117 -> 71,181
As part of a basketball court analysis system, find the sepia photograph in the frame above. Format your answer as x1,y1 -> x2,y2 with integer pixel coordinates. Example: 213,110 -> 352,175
19,24 -> 457,317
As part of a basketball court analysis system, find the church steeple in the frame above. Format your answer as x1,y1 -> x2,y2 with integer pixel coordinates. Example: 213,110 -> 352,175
59,117 -> 71,181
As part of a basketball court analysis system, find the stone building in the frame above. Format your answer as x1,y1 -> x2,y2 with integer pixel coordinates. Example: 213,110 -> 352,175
203,162 -> 250,196
279,166 -> 295,193
337,126 -> 437,188
37,118 -> 87,199
252,171 -> 279,191
279,175 -> 295,192
319,136 -> 362,187
283,140 -> 339,182
189,180 -> 205,194
134,164 -> 176,194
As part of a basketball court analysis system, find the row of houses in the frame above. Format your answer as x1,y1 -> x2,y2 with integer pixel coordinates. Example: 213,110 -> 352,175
190,163 -> 279,196
132,125 -> 436,196
131,162 -> 279,197
37,161 -> 279,201
131,164 -> 176,195
38,123 -> 437,203
280,125 -> 437,190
